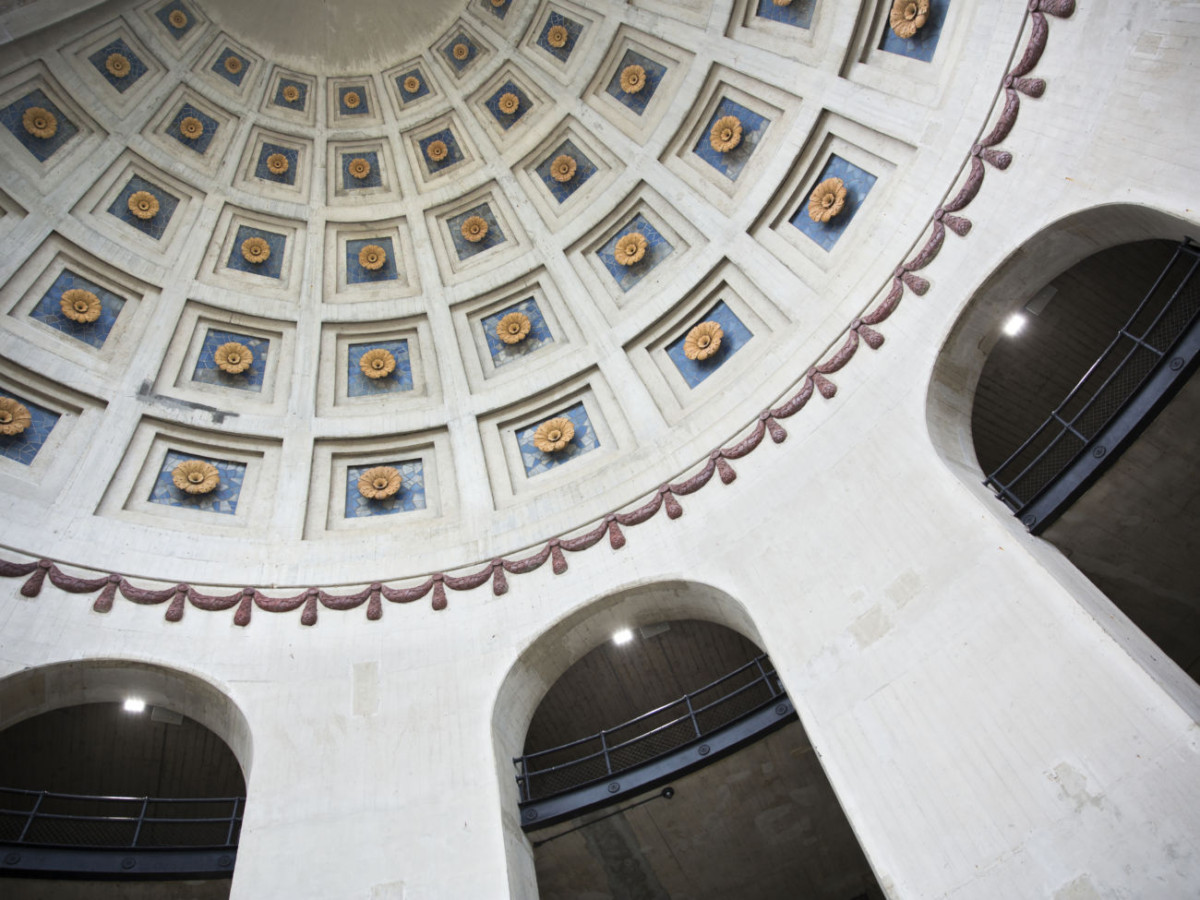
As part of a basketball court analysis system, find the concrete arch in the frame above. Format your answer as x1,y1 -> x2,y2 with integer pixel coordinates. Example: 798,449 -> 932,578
490,578 -> 768,899
0,657 -> 253,781
924,201 -> 1200,719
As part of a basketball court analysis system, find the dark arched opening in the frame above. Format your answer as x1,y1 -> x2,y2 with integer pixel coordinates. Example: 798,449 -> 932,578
508,608 -> 882,899
0,660 -> 251,898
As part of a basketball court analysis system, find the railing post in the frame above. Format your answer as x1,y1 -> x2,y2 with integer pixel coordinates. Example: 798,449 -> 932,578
17,791 -> 45,843
130,797 -> 149,848
754,656 -> 776,697
599,730 -> 612,775
683,695 -> 702,739
225,797 -> 241,846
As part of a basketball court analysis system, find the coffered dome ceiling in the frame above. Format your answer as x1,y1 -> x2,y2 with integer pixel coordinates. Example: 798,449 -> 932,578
0,0 -> 1069,604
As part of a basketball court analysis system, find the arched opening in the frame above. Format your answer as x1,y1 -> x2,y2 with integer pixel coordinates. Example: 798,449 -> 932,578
928,205 -> 1200,691
0,659 -> 252,898
493,581 -> 882,899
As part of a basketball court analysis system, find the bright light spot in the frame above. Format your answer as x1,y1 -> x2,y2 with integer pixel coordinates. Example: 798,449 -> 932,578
1002,313 -> 1027,337
123,697 -> 146,713
612,628 -> 633,646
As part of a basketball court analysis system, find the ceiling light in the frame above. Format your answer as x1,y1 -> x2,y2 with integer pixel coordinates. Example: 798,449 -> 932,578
1002,313 -> 1026,337
123,697 -> 146,713
612,628 -> 633,645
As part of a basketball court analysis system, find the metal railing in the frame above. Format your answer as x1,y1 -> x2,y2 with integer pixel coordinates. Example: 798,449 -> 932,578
0,788 -> 243,850
514,654 -> 784,803
985,238 -> 1200,530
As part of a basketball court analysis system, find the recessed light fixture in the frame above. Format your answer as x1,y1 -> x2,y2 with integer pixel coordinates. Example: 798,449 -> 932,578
612,628 -> 633,646
123,697 -> 146,713
1002,313 -> 1026,337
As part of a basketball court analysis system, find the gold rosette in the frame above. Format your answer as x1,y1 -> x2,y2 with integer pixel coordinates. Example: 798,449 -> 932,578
172,459 -> 220,495
889,0 -> 930,39
533,417 -> 575,453
620,64 -> 646,94
214,342 -> 253,374
223,55 -> 243,74
358,466 -> 402,500
282,85 -> 300,102
684,321 -> 724,361
550,155 -> 577,183
614,232 -> 648,266
358,245 -> 387,270
61,288 -> 102,323
496,312 -> 532,345
403,76 -> 421,93
347,157 -> 371,180
497,92 -> 520,115
22,107 -> 57,139
178,116 -> 204,140
426,140 -> 449,162
452,43 -> 470,61
709,115 -> 743,153
168,9 -> 188,29
241,236 -> 271,264
359,348 -> 396,379
266,153 -> 289,175
342,90 -> 361,109
106,53 -> 132,78
461,216 -> 489,243
807,177 -> 847,223
0,398 -> 32,436
547,25 -> 569,48
127,190 -> 159,220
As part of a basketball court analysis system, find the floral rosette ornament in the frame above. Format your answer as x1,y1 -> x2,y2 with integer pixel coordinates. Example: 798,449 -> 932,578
342,90 -> 361,109
807,176 -> 847,223
241,236 -> 271,265
620,64 -> 646,94
497,92 -> 520,115
403,75 -> 421,93
0,398 -> 32,436
533,417 -> 575,454
358,466 -> 402,500
358,244 -> 387,270
168,9 -> 188,28
223,55 -> 243,75
282,85 -> 300,102
452,43 -> 470,61
266,153 -> 289,176
359,348 -> 396,379
22,107 -> 57,139
61,288 -> 102,324
496,312 -> 532,345
347,157 -> 371,180
127,190 -> 159,220
684,321 -> 724,361
172,459 -> 220,495
614,232 -> 648,266
214,342 -> 253,374
889,0 -> 930,39
106,53 -> 132,78
547,25 -> 569,49
772,0 -> 793,5
550,155 -> 576,183
461,216 -> 489,243
709,115 -> 743,153
426,140 -> 449,162
178,116 -> 204,140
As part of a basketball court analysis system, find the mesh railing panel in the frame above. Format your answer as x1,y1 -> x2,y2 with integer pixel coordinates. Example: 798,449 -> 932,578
988,244 -> 1200,515
23,815 -> 138,847
517,656 -> 781,802
137,819 -> 235,848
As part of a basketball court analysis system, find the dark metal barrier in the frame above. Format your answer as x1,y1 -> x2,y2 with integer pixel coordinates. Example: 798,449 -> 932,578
514,654 -> 796,829
0,788 -> 242,879
985,238 -> 1200,533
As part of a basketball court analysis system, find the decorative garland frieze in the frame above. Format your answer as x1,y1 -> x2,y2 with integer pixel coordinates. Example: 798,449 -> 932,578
0,1 -> 1075,625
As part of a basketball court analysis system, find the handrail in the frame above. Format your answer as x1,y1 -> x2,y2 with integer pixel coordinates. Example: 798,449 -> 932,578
513,654 -> 783,803
0,788 -> 244,850
985,237 -> 1200,531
